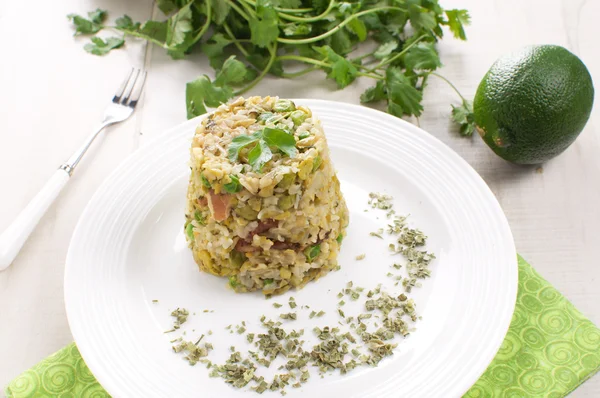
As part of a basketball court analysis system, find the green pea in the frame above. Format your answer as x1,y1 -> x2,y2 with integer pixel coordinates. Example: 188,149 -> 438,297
273,99 -> 296,112
290,110 -> 307,126
278,195 -> 295,210
312,155 -> 322,172
277,173 -> 296,189
336,233 -> 344,244
236,205 -> 258,220
257,112 -> 274,124
298,131 -> 311,140
230,250 -> 246,268
186,223 -> 194,240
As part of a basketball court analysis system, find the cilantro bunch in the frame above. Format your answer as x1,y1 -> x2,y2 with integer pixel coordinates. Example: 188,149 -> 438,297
68,1 -> 474,135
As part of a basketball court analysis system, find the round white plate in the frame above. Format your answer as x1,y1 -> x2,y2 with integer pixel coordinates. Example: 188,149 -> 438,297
65,100 -> 517,398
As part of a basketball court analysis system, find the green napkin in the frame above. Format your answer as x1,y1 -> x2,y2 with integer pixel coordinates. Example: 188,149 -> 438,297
6,256 -> 600,398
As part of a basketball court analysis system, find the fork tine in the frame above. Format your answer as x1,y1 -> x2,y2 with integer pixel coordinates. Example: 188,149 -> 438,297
112,68 -> 135,104
125,71 -> 147,108
120,69 -> 141,105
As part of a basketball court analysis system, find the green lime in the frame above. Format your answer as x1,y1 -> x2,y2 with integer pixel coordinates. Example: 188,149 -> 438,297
473,45 -> 594,164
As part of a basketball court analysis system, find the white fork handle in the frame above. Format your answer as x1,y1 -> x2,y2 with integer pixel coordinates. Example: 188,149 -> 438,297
0,169 -> 70,270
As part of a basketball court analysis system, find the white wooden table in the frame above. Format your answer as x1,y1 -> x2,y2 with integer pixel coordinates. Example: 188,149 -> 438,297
1,0 -> 598,395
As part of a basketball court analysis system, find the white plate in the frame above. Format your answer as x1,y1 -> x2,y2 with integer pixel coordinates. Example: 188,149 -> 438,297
65,100 -> 517,398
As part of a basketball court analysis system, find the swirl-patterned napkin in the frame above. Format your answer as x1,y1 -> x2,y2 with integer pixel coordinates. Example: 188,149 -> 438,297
5,256 -> 600,397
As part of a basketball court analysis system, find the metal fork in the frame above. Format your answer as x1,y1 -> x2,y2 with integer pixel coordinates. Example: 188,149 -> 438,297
0,68 -> 147,270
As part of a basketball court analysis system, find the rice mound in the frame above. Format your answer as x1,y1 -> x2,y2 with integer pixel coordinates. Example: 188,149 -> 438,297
184,96 -> 349,295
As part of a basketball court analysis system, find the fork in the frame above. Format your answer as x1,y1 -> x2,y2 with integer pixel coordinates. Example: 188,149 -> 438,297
0,68 -> 147,270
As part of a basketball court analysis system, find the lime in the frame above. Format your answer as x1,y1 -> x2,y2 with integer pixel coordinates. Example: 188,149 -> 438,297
473,45 -> 594,164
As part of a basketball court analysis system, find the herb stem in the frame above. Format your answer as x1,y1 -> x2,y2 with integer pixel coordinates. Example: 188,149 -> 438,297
357,71 -> 384,80
277,54 -> 330,68
367,34 -> 428,72
225,0 -> 251,21
277,7 -> 407,45
353,51 -> 375,62
115,28 -> 169,49
276,0 -> 336,23
191,2 -> 211,43
223,22 -> 250,57
235,42 -> 278,96
430,72 -> 467,102
240,0 -> 314,14
280,65 -> 320,78
237,0 -> 257,19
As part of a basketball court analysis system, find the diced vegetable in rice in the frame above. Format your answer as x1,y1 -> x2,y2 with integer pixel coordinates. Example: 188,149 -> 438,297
184,96 -> 349,295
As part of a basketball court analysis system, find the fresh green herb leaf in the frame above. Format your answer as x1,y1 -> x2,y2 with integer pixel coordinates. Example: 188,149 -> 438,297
404,42 -> 441,71
67,11 -> 105,35
223,174 -> 242,193
347,17 -> 367,41
228,131 -> 262,162
166,2 -> 194,49
157,0 -> 179,15
445,9 -> 471,40
386,67 -> 423,117
360,81 -> 386,103
451,100 -> 476,136
115,15 -> 140,31
138,20 -> 168,43
215,56 -> 250,86
249,1 -> 279,48
248,139 -> 273,171
84,36 -> 124,56
315,46 -> 358,89
185,76 -> 233,118
336,233 -> 344,244
209,0 -> 231,24
264,278 -> 274,285
374,41 -> 399,60
201,33 -> 232,70
88,9 -> 107,24
262,128 -> 298,158
408,5 -> 437,32
329,29 -> 353,55
283,23 -> 312,37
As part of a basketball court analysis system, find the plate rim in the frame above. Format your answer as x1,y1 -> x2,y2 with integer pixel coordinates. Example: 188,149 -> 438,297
65,99 -> 518,397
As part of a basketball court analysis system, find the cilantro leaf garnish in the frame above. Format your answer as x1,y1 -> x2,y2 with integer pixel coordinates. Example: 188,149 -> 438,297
360,81 -> 386,104
445,9 -> 471,40
84,37 -> 125,56
186,56 -> 255,119
228,131 -> 263,162
403,42 -> 441,71
451,100 -> 476,136
248,139 -> 273,171
115,15 -> 140,31
315,46 -> 358,89
228,128 -> 297,170
250,1 -> 279,48
262,127 -> 298,158
386,67 -> 423,117
67,9 -> 107,35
